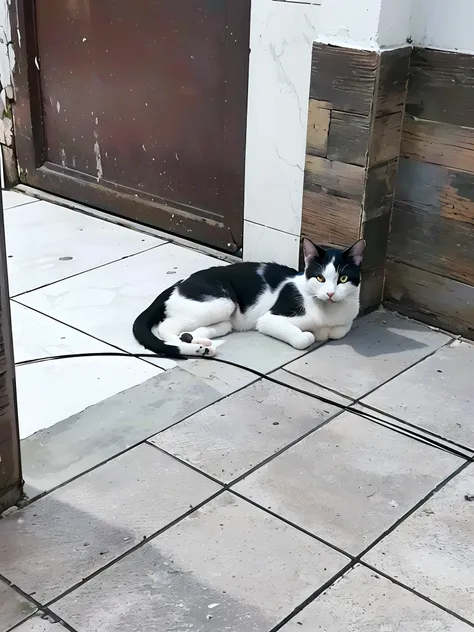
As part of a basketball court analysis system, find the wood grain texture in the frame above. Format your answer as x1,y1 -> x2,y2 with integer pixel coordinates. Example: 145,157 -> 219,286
361,213 -> 391,270
391,158 -> 474,285
302,189 -> 361,248
364,160 -> 398,221
396,158 -> 474,227
369,112 -> 404,166
376,47 -> 411,116
360,267 -> 385,312
304,155 -> 365,200
310,44 -> 378,115
306,99 -> 331,157
402,117 -> 474,174
327,111 -> 370,167
384,260 -> 474,339
406,48 -> 474,128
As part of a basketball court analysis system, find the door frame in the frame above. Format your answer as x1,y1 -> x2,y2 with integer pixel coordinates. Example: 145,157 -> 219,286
8,0 -> 251,254
0,195 -> 22,511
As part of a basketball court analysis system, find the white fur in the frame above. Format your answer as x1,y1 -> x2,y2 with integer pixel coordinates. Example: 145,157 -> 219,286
155,260 -> 360,356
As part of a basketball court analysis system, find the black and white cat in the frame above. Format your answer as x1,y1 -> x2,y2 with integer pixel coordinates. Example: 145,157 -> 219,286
133,238 -> 366,358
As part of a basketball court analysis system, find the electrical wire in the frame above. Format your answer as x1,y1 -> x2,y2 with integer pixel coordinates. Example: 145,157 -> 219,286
15,351 -> 474,462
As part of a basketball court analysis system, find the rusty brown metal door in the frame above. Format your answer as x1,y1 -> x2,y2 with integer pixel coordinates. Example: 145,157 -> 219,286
10,0 -> 251,253
0,194 -> 22,511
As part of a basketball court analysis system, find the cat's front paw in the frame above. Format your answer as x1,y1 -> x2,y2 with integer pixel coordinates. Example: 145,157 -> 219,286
328,324 -> 352,340
313,327 -> 330,342
290,331 -> 315,350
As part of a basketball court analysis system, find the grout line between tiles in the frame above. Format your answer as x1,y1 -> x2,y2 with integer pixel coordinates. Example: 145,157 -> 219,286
15,184 -> 240,264
228,411 -> 345,487
18,335 -> 469,509
3,199 -> 40,210
276,366 -> 355,402
19,376 -> 262,507
11,403 -> 472,626
10,300 -> 170,372
144,441 -> 226,486
356,460 -> 471,559
267,460 -> 472,630
5,607 -> 80,632
359,561 -> 474,629
268,561 -> 357,631
279,364 -> 474,458
10,242 -> 166,300
277,336 -> 465,450
357,400 -> 474,456
43,489 -> 225,608
229,488 -> 354,560
280,334 -> 454,406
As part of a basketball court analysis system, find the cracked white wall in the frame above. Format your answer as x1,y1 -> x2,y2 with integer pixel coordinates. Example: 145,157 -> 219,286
243,0 -> 385,267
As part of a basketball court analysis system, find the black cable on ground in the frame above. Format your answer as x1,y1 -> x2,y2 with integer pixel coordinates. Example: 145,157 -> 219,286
15,351 -> 474,462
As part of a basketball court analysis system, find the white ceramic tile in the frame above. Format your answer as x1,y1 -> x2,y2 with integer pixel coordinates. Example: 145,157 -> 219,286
17,244 -> 227,370
243,220 -> 299,268
11,302 -> 161,439
1,189 -> 37,209
5,200 -> 162,295
17,243 -> 312,374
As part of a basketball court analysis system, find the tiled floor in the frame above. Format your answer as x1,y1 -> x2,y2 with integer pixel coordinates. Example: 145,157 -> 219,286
1,189 -> 474,631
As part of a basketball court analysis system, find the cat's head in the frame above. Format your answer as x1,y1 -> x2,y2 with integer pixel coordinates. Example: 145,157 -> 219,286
302,238 -> 366,303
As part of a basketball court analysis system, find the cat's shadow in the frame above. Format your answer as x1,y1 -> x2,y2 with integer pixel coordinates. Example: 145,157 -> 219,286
325,317 -> 433,359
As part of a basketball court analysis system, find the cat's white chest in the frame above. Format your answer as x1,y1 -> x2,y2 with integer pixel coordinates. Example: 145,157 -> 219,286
303,293 -> 359,328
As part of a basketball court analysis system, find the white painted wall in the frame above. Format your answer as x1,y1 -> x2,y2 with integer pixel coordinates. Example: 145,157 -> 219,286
378,0 -> 413,48
411,0 -> 474,53
243,0 -> 384,267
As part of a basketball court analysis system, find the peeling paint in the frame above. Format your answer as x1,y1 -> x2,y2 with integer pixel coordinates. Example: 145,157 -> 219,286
93,137 -> 103,182
0,0 -> 16,111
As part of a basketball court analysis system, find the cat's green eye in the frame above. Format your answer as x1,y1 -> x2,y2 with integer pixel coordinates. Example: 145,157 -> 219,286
316,275 -> 325,283
339,275 -> 349,283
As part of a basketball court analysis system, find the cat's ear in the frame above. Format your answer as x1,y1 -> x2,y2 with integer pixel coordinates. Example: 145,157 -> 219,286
302,238 -> 326,264
343,239 -> 366,266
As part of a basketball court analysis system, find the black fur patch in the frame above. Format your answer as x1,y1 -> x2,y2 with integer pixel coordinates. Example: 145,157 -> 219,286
180,333 -> 193,343
271,283 -> 306,318
177,262 -> 299,313
305,248 -> 361,287
262,263 -> 301,290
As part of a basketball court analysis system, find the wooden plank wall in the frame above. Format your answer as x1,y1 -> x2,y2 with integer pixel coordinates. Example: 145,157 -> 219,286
385,48 -> 474,338
302,44 -> 410,311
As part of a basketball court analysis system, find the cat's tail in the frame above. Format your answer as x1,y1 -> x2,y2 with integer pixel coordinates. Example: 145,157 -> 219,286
132,287 -> 183,359
132,287 -> 216,359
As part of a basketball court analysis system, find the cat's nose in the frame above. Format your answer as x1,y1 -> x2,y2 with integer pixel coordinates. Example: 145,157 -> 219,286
327,292 -> 334,298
